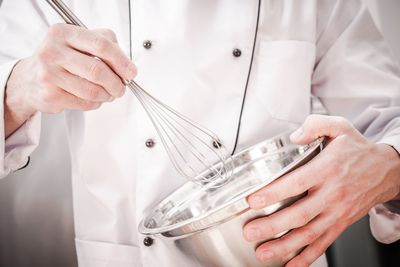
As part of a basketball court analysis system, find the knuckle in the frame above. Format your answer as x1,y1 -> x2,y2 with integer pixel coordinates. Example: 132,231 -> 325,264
93,36 -> 111,53
92,103 -> 102,110
37,41 -> 60,63
303,249 -> 322,266
37,67 -> 53,85
89,60 -> 105,80
255,248 -> 269,263
102,29 -> 117,41
248,192 -> 268,209
264,222 -> 279,238
113,82 -> 126,98
37,47 -> 54,62
85,84 -> 102,100
294,176 -> 307,192
267,238 -> 289,257
82,101 -> 101,111
53,107 -> 64,114
47,24 -> 66,38
334,116 -> 348,125
327,155 -> 342,176
285,259 -> 299,267
335,116 -> 352,131
302,228 -> 318,244
266,190 -> 280,204
42,89 -> 58,103
294,257 -> 308,267
121,57 -> 132,70
47,105 -> 64,114
304,114 -> 319,125
331,186 -> 349,203
297,209 -> 312,226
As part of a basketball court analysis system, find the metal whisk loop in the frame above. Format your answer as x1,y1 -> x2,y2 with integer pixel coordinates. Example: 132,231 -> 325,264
46,0 -> 235,187
128,81 -> 235,186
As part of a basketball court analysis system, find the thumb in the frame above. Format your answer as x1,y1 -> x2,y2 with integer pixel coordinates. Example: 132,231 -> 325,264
290,115 -> 353,144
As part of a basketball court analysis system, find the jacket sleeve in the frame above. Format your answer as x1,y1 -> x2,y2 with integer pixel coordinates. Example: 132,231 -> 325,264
0,0 -> 58,178
313,0 -> 400,243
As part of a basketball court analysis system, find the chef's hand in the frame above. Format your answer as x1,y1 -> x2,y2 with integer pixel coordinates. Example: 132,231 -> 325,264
243,115 -> 400,267
4,24 -> 136,137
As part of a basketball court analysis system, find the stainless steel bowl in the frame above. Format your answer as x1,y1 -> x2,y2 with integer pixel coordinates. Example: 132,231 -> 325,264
139,133 -> 325,267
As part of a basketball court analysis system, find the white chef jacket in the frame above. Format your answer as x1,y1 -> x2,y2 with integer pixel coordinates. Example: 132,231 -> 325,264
1,0 -> 400,266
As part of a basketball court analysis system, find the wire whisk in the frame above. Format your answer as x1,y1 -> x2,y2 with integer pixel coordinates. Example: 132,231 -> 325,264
129,80 -> 234,185
46,0 -> 235,186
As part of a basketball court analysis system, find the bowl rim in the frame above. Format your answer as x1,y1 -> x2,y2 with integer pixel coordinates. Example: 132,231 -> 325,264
138,134 -> 325,237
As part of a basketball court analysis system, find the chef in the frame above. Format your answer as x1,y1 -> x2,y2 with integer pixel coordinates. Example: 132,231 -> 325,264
0,0 -> 399,266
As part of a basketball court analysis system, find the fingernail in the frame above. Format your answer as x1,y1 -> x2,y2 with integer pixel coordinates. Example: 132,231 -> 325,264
245,227 -> 261,241
261,250 -> 275,261
250,195 -> 266,208
290,127 -> 303,140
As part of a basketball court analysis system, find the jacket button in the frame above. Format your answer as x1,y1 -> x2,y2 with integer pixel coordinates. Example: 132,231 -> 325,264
145,139 -> 155,148
143,40 -> 152,49
232,48 -> 242,57
143,237 -> 154,247
212,140 -> 222,149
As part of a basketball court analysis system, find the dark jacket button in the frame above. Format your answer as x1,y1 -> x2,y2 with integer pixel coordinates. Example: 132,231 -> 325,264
232,48 -> 242,57
212,140 -> 222,149
145,139 -> 155,148
143,237 -> 154,247
143,40 -> 152,49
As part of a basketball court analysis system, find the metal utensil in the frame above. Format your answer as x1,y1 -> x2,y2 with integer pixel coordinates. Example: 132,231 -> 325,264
45,0 -> 234,186
139,133 -> 325,267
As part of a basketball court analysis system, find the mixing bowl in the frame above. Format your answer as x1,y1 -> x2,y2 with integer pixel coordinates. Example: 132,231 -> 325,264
139,133 -> 325,267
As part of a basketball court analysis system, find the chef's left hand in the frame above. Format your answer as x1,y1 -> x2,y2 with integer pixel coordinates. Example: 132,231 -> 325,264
243,115 -> 400,267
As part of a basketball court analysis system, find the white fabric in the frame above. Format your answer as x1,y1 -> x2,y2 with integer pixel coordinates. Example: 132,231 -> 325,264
369,204 -> 400,244
1,0 -> 400,266
0,59 -> 41,173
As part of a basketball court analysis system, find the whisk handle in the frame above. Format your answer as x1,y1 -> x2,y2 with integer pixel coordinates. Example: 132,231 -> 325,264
45,0 -> 87,28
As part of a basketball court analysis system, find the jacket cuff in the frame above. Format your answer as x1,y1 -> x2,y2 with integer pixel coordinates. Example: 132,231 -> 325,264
4,112 -> 41,171
378,134 -> 400,156
368,135 -> 400,244
0,60 -> 41,177
369,204 -> 400,244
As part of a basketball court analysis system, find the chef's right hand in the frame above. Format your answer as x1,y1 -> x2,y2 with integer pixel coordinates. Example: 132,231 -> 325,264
5,24 -> 136,136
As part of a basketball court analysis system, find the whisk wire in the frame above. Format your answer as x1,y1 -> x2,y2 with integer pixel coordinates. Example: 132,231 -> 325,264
129,82 -> 231,182
129,84 -> 199,178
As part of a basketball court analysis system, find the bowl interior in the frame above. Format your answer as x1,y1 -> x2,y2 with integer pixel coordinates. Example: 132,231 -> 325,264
141,135 -> 322,235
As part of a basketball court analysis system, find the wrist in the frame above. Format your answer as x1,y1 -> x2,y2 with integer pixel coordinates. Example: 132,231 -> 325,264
376,143 -> 400,201
389,145 -> 400,201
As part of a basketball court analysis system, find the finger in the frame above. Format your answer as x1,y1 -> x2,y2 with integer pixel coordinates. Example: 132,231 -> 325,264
247,153 -> 327,210
244,192 -> 323,242
254,213 -> 334,263
290,115 -> 354,145
93,28 -> 118,43
285,226 -> 346,267
48,66 -> 112,102
39,87 -> 101,113
64,26 -> 136,80
56,89 -> 102,111
60,47 -> 125,97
